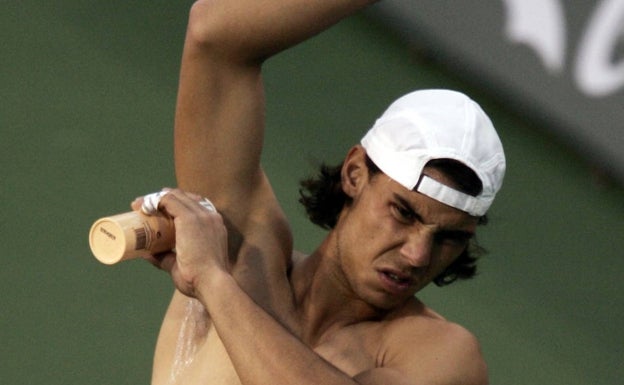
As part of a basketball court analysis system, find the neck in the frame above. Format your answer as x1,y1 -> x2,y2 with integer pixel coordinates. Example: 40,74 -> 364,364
290,234 -> 385,346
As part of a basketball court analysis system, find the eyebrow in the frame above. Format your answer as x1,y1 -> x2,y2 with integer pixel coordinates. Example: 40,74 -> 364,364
393,194 -> 421,221
392,193 -> 475,238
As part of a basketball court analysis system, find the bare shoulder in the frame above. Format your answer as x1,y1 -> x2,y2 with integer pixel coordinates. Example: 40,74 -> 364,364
370,300 -> 488,385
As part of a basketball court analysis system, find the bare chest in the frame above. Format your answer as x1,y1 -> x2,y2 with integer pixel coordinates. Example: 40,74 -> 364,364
312,325 -> 382,377
165,321 -> 383,385
164,321 -> 242,385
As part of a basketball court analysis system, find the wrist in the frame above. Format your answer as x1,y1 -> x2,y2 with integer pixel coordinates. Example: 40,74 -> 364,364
194,267 -> 234,310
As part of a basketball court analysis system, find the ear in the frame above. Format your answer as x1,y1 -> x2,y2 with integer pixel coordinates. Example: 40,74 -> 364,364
341,145 -> 369,198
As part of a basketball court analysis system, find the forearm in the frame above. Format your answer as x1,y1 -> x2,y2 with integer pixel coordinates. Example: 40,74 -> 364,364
198,270 -> 358,385
186,0 -> 380,64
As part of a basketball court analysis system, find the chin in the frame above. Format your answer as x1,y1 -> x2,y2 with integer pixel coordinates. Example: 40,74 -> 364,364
367,292 -> 414,312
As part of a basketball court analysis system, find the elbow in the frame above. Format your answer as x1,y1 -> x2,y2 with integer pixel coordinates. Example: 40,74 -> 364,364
186,0 -> 262,63
186,0 -> 224,48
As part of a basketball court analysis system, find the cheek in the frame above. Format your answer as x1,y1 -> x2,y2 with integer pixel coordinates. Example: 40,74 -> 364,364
429,245 -> 467,275
337,213 -> 386,272
338,195 -> 402,262
343,199 -> 387,239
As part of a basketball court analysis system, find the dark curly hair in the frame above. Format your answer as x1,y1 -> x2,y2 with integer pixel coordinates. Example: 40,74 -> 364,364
298,155 -> 488,286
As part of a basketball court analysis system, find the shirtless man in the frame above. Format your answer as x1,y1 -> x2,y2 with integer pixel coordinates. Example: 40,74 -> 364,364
141,0 -> 506,384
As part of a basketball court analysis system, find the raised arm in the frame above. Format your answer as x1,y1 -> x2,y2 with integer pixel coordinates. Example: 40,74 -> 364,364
175,0 -> 376,221
153,1 -> 379,383
173,0 -> 378,298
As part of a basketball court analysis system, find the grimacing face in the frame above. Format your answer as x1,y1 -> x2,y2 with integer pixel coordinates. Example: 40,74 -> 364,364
334,166 -> 479,310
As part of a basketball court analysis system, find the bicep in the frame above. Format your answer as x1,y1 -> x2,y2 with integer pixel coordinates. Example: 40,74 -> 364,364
353,322 -> 488,385
354,362 -> 487,385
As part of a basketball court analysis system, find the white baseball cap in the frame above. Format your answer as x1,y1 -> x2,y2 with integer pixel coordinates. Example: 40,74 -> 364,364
361,89 -> 506,216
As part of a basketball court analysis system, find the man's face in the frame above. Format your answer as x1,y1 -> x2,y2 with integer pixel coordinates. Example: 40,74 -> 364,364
334,166 -> 479,310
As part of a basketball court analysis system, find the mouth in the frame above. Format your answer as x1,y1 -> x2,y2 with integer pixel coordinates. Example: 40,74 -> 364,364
378,269 -> 413,293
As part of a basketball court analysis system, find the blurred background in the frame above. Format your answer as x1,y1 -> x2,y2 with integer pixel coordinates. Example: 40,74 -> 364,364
1,1 -> 622,384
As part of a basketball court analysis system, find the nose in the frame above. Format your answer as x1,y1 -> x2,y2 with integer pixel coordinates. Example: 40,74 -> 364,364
400,228 -> 434,267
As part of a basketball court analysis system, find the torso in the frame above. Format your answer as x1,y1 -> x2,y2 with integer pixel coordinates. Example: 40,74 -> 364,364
160,318 -> 383,385
313,320 -> 385,377
152,284 -> 445,385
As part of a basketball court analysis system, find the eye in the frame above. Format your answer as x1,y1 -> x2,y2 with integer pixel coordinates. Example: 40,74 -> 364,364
391,203 -> 417,223
434,230 -> 473,247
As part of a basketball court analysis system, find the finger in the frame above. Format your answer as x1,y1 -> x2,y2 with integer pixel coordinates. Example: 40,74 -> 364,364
184,191 -> 204,202
173,189 -> 213,210
131,196 -> 143,211
158,189 -> 194,217
141,189 -> 173,215
160,189 -> 218,218
142,251 -> 177,273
